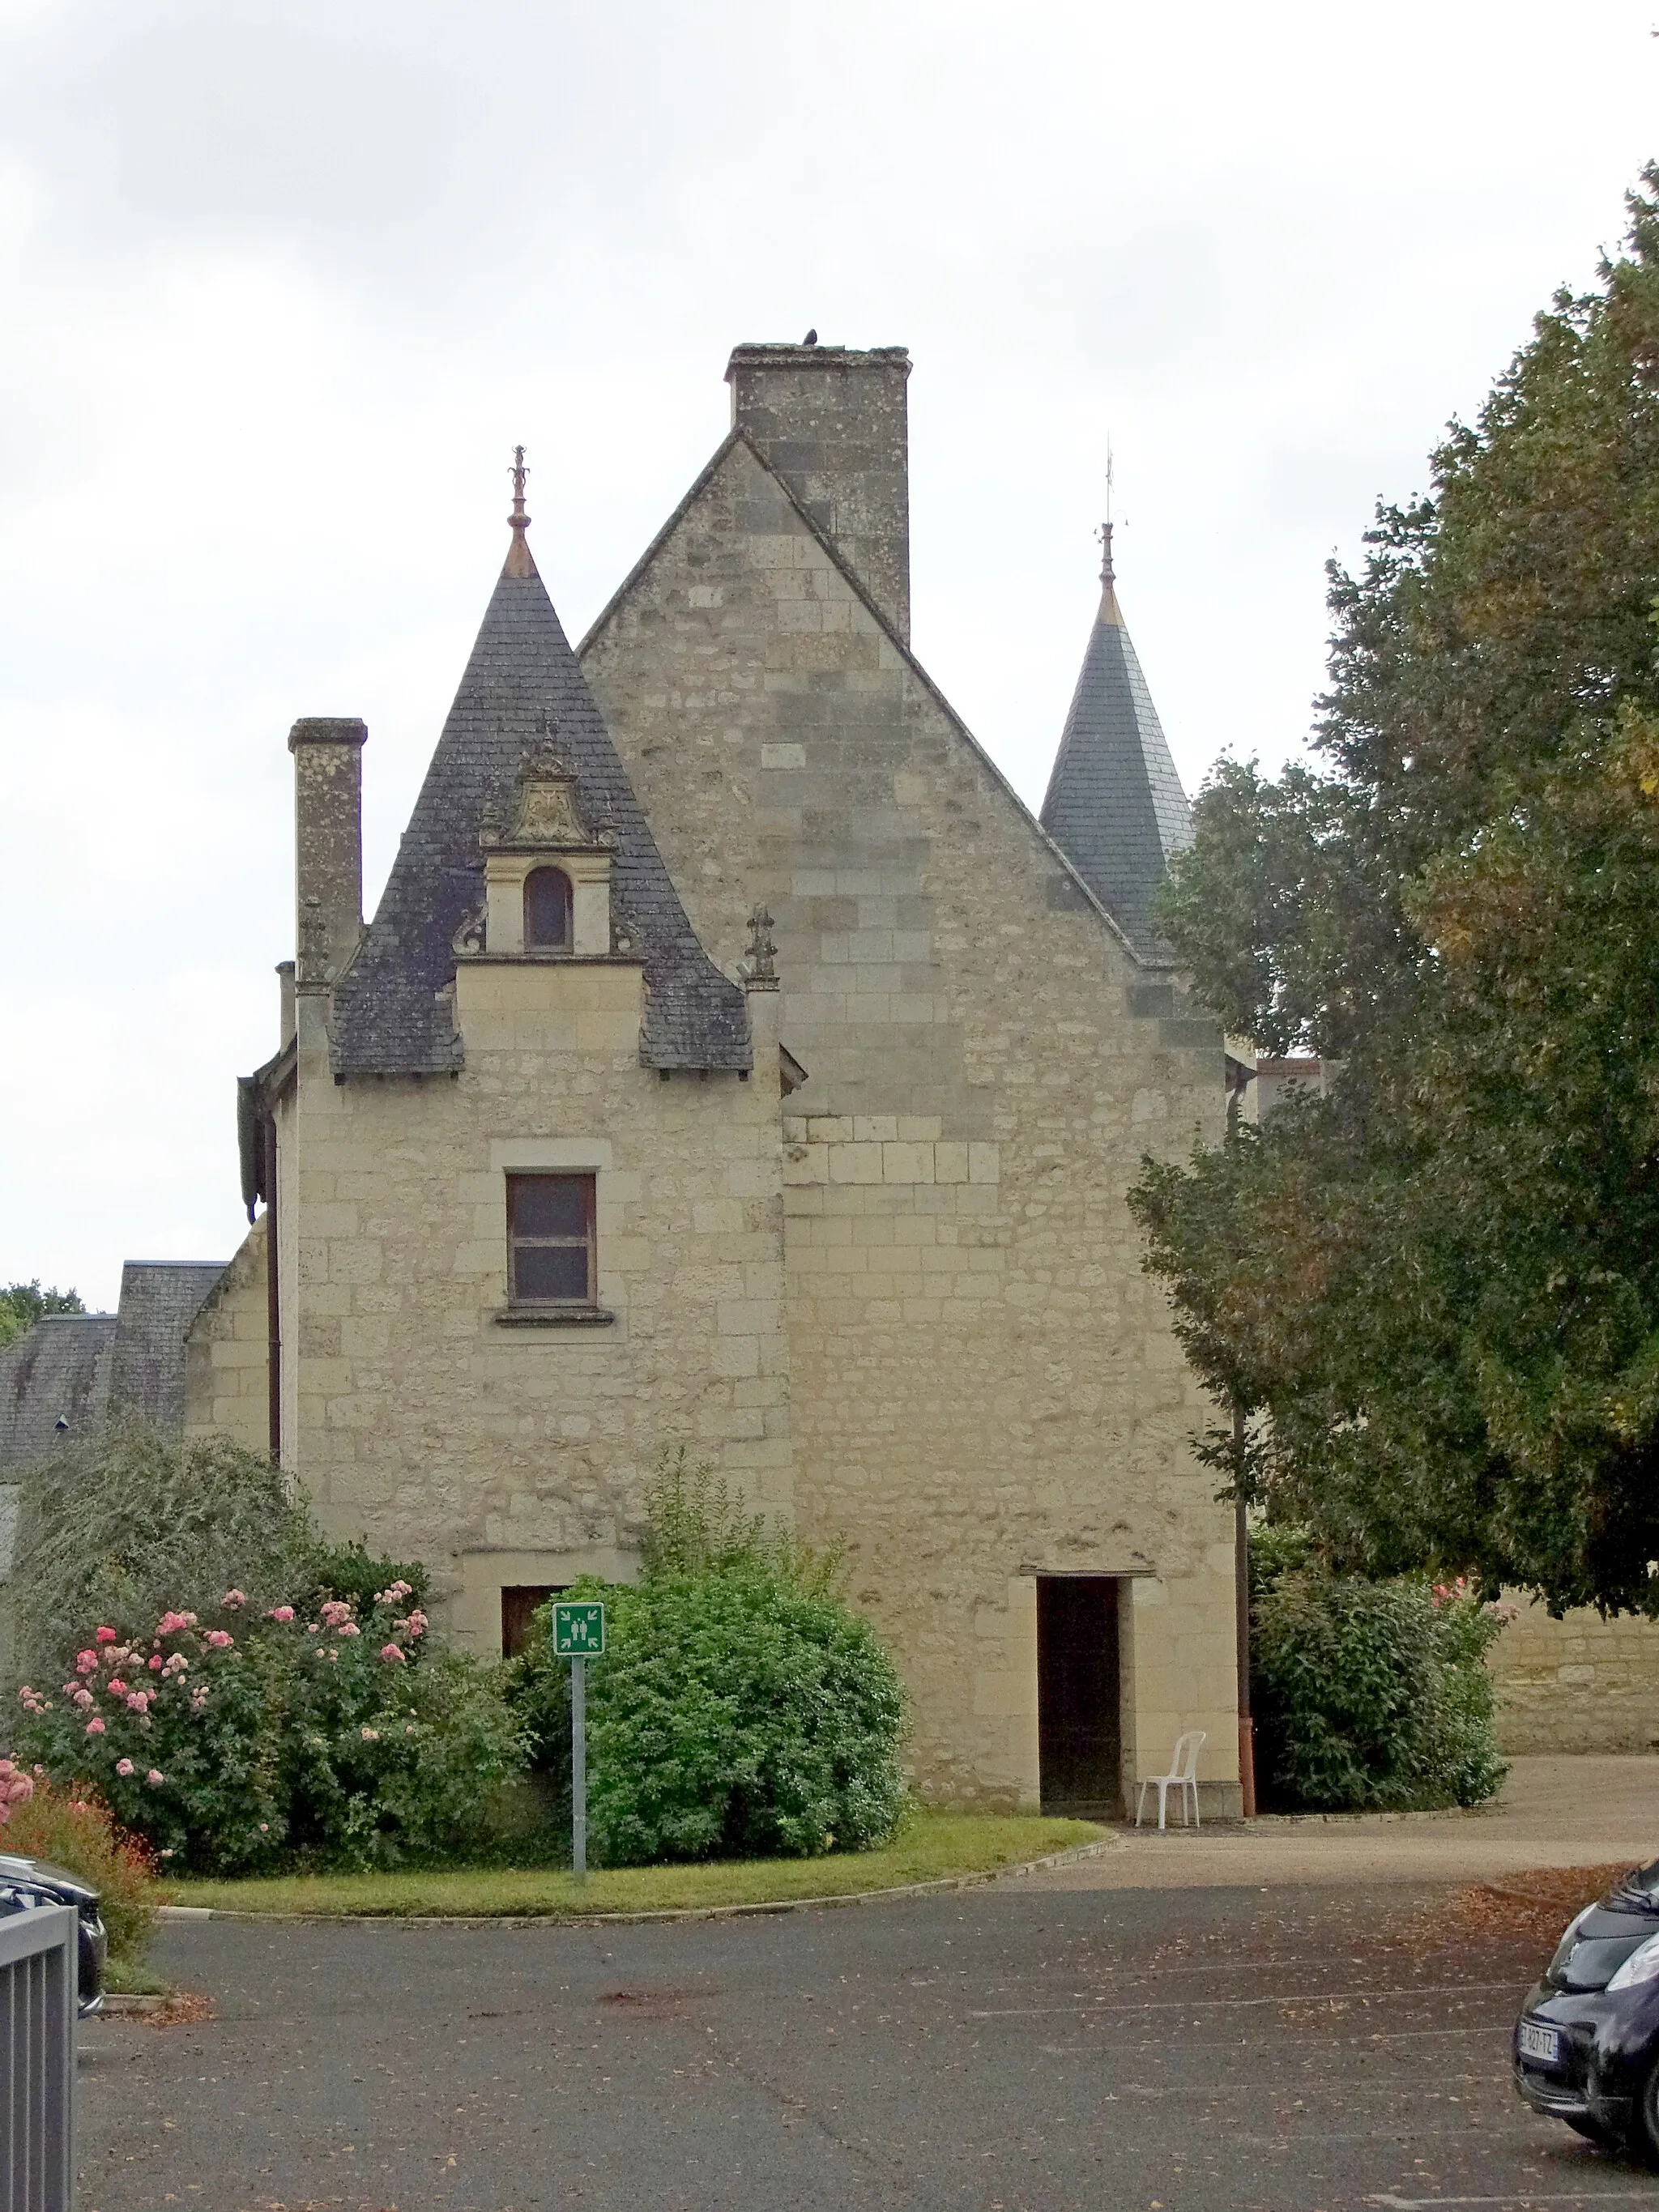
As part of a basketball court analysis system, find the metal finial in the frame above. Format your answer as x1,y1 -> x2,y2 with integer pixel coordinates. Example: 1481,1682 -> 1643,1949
1098,442 -> 1116,590
508,445 -> 530,532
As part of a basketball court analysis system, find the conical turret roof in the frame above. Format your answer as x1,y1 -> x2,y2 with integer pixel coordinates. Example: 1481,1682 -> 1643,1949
331,491 -> 749,1076
1038,526 -> 1192,956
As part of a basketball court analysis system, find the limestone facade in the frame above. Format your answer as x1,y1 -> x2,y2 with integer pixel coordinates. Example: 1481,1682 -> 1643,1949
185,341 -> 1244,1814
1489,1598 -> 1659,1755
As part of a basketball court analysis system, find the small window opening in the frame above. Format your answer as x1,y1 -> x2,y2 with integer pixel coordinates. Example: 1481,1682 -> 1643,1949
524,867 -> 573,950
507,1171 -> 596,1305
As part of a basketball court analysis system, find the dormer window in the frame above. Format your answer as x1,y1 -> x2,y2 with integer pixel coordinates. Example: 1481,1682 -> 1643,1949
524,867 -> 573,950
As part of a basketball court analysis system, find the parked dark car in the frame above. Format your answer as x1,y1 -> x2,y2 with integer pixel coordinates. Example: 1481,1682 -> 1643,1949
1515,1859 -> 1659,2157
0,1852 -> 108,2017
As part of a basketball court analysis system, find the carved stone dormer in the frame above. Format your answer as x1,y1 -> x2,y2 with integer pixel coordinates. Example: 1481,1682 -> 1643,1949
465,748 -> 622,961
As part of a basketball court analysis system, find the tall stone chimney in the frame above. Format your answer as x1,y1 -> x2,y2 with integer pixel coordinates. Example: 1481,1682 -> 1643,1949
288,717 -> 366,984
726,343 -> 912,642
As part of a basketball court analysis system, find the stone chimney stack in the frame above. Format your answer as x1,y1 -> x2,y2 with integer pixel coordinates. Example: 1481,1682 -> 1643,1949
288,718 -> 367,984
725,343 -> 912,642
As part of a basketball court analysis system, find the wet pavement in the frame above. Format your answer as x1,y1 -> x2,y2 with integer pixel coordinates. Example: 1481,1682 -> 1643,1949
74,1879 -> 1659,2212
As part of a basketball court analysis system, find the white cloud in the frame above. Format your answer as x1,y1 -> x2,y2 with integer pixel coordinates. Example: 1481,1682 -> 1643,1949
1,0 -> 1654,1302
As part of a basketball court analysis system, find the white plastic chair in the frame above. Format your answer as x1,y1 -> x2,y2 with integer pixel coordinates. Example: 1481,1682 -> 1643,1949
1135,1730 -> 1206,1831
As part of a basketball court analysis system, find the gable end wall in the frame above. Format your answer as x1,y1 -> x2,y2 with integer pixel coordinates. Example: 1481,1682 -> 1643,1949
581,435 -> 1239,1808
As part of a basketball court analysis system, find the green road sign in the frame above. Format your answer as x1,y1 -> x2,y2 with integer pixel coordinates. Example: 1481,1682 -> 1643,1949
552,1601 -> 606,1656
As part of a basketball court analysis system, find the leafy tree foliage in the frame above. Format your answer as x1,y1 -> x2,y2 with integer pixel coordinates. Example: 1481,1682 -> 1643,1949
1249,1529 -> 1507,1812
1137,170 -> 1659,1614
10,1419 -> 425,1696
0,1279 -> 84,1349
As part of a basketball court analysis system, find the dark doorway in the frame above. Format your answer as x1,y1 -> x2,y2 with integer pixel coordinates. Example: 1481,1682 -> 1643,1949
501,1585 -> 564,1658
1037,1575 -> 1122,1814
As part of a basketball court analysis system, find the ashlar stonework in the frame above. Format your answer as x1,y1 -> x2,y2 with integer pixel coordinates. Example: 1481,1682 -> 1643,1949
188,342 -> 1243,1814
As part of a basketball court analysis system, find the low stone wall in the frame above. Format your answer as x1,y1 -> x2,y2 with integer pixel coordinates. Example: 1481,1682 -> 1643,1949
1489,1596 -> 1659,1754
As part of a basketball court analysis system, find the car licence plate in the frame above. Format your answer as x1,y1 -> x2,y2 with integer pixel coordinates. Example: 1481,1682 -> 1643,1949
1519,2020 -> 1562,2065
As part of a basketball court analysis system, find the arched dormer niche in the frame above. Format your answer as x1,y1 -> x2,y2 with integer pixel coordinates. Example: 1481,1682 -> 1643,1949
524,866 -> 573,950
454,750 -> 627,961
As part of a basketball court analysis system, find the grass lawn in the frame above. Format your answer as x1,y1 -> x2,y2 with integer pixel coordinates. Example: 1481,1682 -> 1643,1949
160,1811 -> 1104,1920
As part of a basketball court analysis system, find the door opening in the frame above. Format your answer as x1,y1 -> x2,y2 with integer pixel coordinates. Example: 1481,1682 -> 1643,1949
1037,1575 -> 1122,1815
501,1584 -> 565,1659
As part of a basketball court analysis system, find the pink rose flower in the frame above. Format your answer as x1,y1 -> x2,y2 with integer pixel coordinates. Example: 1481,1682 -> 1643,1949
378,1643 -> 407,1664
145,1770 -> 164,1787
106,1679 -> 127,1698
339,1622 -> 360,1638
203,1630 -> 233,1650
94,1626 -> 117,1644
85,1717 -> 105,1735
126,1691 -> 151,1713
71,1689 -> 93,1709
223,1590 -> 246,1609
148,1655 -> 164,1672
75,1651 -> 97,1675
321,1600 -> 353,1629
268,1606 -> 295,1623
115,1758 -> 134,1777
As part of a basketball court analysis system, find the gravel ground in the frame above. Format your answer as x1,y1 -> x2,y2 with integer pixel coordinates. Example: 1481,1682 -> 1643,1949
73,1876 -> 1659,2212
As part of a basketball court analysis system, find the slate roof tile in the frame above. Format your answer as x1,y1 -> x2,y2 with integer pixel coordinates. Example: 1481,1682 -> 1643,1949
331,538 -> 750,1076
1038,537 -> 1192,957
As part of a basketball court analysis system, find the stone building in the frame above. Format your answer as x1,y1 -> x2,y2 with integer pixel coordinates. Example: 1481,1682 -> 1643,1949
11,343 -> 1251,1813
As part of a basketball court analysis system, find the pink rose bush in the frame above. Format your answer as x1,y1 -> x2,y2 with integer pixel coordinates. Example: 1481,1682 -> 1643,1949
0,1758 -> 35,1824
12,1575 -> 522,1876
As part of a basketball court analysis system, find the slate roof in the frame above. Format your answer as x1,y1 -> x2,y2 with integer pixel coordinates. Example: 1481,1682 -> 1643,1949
0,1261 -> 228,1489
105,1263 -> 226,1431
1038,532 -> 1192,956
331,533 -> 750,1076
0,1315 -> 117,1476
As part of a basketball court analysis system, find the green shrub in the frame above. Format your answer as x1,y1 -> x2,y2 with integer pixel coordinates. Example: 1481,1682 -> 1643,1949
0,1771 -> 157,1962
1252,1549 -> 1508,1811
10,1421 -> 316,1691
10,1582 -> 525,1874
507,1454 -> 906,1865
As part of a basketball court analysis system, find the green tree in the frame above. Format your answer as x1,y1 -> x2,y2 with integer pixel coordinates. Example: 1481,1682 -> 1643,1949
1136,168 -> 1659,1616
0,1280 -> 85,1349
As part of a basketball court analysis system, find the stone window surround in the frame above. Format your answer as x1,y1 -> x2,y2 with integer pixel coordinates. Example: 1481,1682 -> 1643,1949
490,1137 -> 618,1328
484,850 -> 612,958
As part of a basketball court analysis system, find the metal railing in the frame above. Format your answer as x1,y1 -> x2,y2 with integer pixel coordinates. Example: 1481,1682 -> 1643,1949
1,1903 -> 75,2212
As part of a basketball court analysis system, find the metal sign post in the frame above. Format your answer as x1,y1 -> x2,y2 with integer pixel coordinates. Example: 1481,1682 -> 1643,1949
570,1653 -> 587,1882
551,1602 -> 606,1886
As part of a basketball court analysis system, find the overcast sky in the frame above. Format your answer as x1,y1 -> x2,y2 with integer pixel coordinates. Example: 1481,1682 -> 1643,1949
3,0 -> 1656,1311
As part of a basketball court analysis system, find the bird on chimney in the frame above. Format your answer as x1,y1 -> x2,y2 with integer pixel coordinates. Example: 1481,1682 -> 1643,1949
802,329 -> 818,346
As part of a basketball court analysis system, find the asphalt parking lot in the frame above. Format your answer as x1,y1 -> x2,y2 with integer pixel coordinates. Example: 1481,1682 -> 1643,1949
77,1882 -> 1659,2212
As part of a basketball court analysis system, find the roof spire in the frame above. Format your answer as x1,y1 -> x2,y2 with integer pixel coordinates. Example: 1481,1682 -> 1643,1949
505,445 -> 535,578
1038,467 -> 1193,955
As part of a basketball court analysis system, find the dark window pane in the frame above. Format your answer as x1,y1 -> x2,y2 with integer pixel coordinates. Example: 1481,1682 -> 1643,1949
514,1243 -> 590,1302
525,867 -> 572,948
511,1176 -> 589,1238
